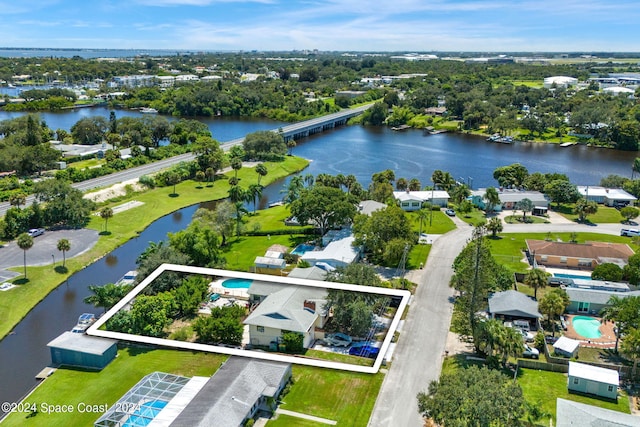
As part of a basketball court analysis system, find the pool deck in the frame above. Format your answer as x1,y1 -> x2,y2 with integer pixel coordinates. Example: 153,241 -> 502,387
564,314 -> 617,349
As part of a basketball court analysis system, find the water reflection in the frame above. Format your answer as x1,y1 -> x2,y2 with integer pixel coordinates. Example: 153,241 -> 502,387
105,254 -> 118,267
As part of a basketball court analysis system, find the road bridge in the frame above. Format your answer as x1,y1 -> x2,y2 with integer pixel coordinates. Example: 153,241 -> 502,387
0,105 -> 372,216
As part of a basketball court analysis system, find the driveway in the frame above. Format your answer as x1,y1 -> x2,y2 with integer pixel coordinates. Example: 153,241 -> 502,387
0,228 -> 99,281
368,217 -> 473,427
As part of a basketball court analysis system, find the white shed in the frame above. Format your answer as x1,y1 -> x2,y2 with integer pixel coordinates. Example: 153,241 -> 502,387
553,336 -> 580,358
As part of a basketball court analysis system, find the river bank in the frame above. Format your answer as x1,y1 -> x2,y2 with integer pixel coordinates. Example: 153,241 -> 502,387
0,156 -> 309,340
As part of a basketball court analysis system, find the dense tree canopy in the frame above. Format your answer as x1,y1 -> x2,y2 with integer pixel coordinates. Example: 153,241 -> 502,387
289,185 -> 358,237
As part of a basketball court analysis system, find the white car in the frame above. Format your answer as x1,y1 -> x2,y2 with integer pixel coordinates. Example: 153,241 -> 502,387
27,228 -> 45,237
523,345 -> 540,359
517,328 -> 535,342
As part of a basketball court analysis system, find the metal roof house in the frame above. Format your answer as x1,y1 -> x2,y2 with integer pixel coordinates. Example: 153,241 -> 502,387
470,189 -> 548,212
488,290 -> 542,321
47,331 -> 117,370
301,228 -> 360,269
577,186 -> 637,207
564,287 -> 640,314
170,357 -> 291,427
553,336 -> 580,358
568,361 -> 619,400
245,285 -> 328,349
555,398 -> 640,427
393,190 -> 450,210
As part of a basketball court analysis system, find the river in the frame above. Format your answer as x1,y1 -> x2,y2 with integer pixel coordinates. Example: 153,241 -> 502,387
0,108 -> 635,409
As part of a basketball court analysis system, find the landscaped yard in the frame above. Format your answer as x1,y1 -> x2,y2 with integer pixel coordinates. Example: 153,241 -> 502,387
553,204 -> 625,224
270,366 -> 384,427
1,347 -> 226,427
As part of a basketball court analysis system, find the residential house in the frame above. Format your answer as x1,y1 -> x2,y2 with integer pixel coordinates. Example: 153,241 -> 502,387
470,189 -> 548,212
553,336 -> 580,358
245,284 -> 328,349
487,290 -> 543,326
301,227 -> 360,268
526,240 -> 634,270
287,266 -> 328,281
563,279 -> 640,314
556,398 -> 639,427
577,186 -> 637,207
568,361 -> 619,400
393,190 -> 450,211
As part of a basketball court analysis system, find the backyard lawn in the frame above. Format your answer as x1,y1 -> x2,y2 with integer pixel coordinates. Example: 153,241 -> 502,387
517,367 -> 631,425
270,366 -> 384,427
1,347 -> 226,427
553,204 -> 625,224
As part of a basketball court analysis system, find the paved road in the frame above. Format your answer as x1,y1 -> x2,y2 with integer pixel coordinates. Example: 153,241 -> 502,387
368,218 -> 627,426
0,229 -> 98,281
368,218 -> 473,427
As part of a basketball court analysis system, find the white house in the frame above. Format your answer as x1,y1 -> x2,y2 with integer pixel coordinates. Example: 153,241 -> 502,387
244,285 -> 328,349
302,227 -> 360,268
568,361 -> 619,400
577,186 -> 637,207
393,190 -> 450,211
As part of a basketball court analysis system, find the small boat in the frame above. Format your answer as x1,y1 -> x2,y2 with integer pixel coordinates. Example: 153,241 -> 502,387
486,133 -> 501,142
71,313 -> 96,333
116,270 -> 138,287
140,107 -> 158,114
268,201 -> 284,208
497,136 -> 514,144
391,124 -> 411,131
559,142 -> 576,147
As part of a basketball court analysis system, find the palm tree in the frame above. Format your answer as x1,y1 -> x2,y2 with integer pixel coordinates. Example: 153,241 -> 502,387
396,177 -> 408,191
516,198 -> 533,222
621,327 -> 640,377
84,283 -> 130,313
57,238 -> 71,267
416,208 -> 429,235
166,172 -> 180,195
228,184 -> 246,204
633,157 -> 640,179
524,268 -> 548,300
247,184 -> 263,213
408,178 -> 422,191
487,217 -> 503,237
498,326 -> 524,366
16,233 -> 34,279
601,295 -> 640,354
304,173 -> 315,188
483,186 -> 501,215
574,198 -> 598,222
450,184 -> 471,204
255,163 -> 268,185
100,207 -> 114,233
539,289 -> 569,337
230,157 -> 242,179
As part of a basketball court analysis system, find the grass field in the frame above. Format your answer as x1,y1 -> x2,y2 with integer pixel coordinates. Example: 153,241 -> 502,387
553,204 -> 625,224
0,156 -> 309,340
271,366 -> 384,427
1,347 -> 226,427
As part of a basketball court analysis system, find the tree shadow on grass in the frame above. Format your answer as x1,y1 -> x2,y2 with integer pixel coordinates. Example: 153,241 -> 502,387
99,231 -> 112,236
169,193 -> 180,198
54,266 -> 68,274
13,278 -> 30,285
195,185 -> 203,190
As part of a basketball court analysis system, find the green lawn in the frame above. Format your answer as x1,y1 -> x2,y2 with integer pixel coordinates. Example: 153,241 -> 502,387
517,368 -> 630,425
504,214 -> 549,224
408,244 -> 431,270
271,366 -> 384,427
553,204 -> 625,224
0,156 -> 310,340
304,349 -> 373,367
223,234 -> 302,271
67,158 -> 105,169
457,207 -> 488,226
1,347 -> 226,427
408,210 -> 457,235
268,414 -> 326,426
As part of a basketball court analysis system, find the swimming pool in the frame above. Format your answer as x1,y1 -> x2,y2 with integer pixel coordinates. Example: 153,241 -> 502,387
572,316 -> 602,339
222,278 -> 253,289
292,244 -> 315,256
122,400 -> 167,427
554,273 -> 591,281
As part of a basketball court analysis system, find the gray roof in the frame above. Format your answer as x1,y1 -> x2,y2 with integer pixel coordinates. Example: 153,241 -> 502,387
47,331 -> 116,355
287,266 -> 327,281
488,290 -> 542,318
171,357 -> 291,427
553,336 -> 580,353
248,280 -> 287,297
244,286 -> 327,332
566,288 -> 640,305
358,200 -> 387,216
556,398 -> 639,427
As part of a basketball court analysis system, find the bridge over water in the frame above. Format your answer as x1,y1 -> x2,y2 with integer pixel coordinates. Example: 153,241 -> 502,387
0,105 -> 372,216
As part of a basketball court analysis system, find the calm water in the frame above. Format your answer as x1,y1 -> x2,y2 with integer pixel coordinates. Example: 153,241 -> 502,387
0,110 -> 635,409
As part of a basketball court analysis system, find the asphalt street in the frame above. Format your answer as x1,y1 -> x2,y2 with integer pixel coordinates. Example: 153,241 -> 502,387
0,228 -> 98,281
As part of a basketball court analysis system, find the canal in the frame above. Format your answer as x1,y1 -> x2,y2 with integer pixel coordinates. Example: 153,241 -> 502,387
0,108 -> 636,408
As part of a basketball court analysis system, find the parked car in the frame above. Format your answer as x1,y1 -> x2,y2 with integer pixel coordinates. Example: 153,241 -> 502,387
27,228 -> 45,237
517,328 -> 535,342
324,332 -> 352,347
522,345 -> 540,359
445,209 -> 456,217
349,345 -> 380,359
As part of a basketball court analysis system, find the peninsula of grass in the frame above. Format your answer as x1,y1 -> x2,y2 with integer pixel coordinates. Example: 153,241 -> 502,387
0,156 -> 309,340
1,347 -> 226,427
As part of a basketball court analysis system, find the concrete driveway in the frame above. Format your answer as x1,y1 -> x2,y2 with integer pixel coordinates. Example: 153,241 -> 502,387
0,228 -> 99,281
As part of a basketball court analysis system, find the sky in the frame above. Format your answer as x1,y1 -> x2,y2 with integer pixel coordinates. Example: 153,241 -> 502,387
0,0 -> 639,52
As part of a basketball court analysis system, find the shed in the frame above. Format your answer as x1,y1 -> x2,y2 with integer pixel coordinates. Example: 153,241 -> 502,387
47,331 -> 117,370
553,336 -> 580,358
568,361 -> 619,400
254,256 -> 286,269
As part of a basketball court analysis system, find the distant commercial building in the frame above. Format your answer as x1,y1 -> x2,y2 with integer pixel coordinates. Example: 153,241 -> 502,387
543,76 -> 578,88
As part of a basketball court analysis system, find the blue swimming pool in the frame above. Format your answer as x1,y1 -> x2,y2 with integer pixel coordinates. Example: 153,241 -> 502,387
292,244 -> 315,256
122,400 -> 167,427
554,273 -> 591,281
222,278 -> 253,289
572,316 -> 602,339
